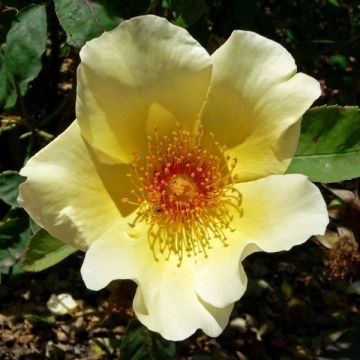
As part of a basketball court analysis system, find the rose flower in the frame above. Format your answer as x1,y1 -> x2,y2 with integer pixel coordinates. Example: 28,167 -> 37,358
19,15 -> 328,340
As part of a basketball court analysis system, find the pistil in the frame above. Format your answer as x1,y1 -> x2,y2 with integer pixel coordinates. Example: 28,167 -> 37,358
122,123 -> 243,265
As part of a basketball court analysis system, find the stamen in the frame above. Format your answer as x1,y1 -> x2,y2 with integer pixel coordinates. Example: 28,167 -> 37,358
126,125 -> 243,266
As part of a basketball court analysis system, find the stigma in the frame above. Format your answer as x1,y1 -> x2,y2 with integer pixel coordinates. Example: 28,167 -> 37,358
122,123 -> 243,266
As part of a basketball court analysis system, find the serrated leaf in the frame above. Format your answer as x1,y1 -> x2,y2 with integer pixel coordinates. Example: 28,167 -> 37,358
22,229 -> 77,272
54,0 -> 119,47
54,0 -> 150,47
121,321 -> 176,360
0,4 -> 47,109
287,106 -> 360,182
0,171 -> 26,207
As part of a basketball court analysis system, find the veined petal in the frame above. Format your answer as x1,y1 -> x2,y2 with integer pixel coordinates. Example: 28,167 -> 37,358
201,31 -> 320,181
134,258 -> 233,341
195,174 -> 327,308
80,223 -> 150,290
195,239 -> 248,308
235,174 -> 328,253
18,121 -> 125,250
77,15 -> 212,164
81,220 -> 233,341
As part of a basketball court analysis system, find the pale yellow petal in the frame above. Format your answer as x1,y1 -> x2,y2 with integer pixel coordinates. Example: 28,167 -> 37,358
80,223 -> 150,290
81,220 -> 233,341
18,121 -> 124,250
195,174 -> 327,308
201,31 -> 320,181
134,258 -> 233,341
194,240 -> 249,308
77,15 -> 212,163
235,174 -> 328,252
134,289 -> 233,340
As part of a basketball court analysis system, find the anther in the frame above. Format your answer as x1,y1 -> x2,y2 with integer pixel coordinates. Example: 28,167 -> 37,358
125,123 -> 243,265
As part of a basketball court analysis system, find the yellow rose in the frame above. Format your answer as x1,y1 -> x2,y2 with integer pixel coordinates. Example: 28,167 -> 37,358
19,15 -> 328,340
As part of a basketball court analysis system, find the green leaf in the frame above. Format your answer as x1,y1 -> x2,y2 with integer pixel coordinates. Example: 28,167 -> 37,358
121,321 -> 176,360
0,214 -> 31,275
327,0 -> 340,7
287,106 -> 360,183
330,54 -> 350,70
0,46 -> 15,109
24,313 -> 56,324
22,229 -> 77,272
0,171 -> 26,207
0,217 -> 27,249
0,4 -> 47,109
54,0 -> 126,47
0,249 -> 16,274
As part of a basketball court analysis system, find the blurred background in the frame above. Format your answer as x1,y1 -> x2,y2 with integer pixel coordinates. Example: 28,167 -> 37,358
0,1 -> 359,359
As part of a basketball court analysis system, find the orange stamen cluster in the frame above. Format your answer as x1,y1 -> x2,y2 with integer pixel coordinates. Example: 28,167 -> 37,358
123,123 -> 243,265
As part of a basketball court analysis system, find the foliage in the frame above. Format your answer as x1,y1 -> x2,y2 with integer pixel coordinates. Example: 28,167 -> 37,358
121,320 -> 176,360
22,229 -> 77,272
0,170 -> 25,207
288,105 -> 360,182
0,0 -> 359,358
53,0 -> 147,47
0,4 -> 47,109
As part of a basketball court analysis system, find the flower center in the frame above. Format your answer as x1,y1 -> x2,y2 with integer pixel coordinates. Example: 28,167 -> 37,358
122,123 -> 243,265
168,174 -> 197,201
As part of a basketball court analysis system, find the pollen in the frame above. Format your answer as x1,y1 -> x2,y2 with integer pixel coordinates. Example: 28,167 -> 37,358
168,175 -> 197,200
122,123 -> 243,266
